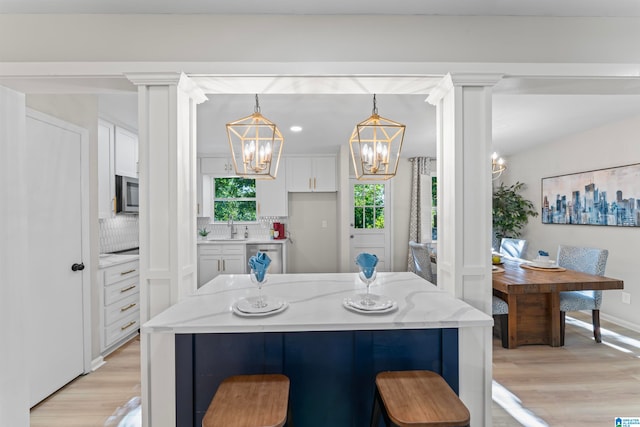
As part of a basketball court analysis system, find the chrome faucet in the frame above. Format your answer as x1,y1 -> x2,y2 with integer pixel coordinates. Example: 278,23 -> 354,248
228,215 -> 237,239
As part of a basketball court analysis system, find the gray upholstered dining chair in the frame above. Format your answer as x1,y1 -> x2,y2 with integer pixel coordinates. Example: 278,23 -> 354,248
492,295 -> 509,348
499,238 -> 528,259
409,241 -> 436,285
557,245 -> 609,345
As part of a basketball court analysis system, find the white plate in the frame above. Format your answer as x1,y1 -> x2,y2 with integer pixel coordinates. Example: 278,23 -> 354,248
343,299 -> 398,315
528,260 -> 558,269
232,297 -> 288,317
343,294 -> 397,313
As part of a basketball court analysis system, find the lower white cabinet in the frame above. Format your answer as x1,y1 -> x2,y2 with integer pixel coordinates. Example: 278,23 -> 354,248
198,244 -> 245,287
99,259 -> 140,355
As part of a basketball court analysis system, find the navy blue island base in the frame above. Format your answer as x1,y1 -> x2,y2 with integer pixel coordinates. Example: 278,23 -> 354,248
175,328 -> 459,427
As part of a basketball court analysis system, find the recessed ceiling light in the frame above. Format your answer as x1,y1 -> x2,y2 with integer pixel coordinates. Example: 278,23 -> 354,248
290,125 -> 303,132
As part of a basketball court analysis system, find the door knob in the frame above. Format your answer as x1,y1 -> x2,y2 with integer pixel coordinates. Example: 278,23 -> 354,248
350,235 -> 354,239
71,263 -> 85,272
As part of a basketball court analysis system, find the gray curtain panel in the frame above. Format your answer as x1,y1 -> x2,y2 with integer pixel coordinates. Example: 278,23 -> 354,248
407,157 -> 435,271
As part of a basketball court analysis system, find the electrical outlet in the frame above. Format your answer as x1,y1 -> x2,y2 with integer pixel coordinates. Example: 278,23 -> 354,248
622,292 -> 631,304
321,220 -> 328,228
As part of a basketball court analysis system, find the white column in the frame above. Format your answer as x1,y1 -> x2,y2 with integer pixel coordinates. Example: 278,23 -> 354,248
427,73 -> 502,427
0,86 -> 30,426
127,72 -> 207,320
127,73 -> 206,427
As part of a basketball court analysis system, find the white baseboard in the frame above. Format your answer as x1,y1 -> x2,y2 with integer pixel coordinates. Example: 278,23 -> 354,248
601,313 -> 640,334
91,356 -> 106,372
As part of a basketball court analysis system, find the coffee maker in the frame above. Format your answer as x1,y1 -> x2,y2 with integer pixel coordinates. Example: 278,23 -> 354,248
273,222 -> 286,239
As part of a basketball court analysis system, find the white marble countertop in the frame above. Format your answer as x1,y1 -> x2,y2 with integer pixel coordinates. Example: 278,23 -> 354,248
197,238 -> 287,245
142,272 -> 492,334
98,253 -> 139,269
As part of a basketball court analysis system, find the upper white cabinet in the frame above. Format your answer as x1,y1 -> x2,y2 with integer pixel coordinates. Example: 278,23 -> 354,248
201,157 -> 235,176
256,165 -> 287,217
114,126 -> 138,178
286,156 -> 336,192
98,119 -> 116,219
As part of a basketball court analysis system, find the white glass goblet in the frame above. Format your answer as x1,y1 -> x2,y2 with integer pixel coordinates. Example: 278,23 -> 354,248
249,269 -> 268,308
358,268 -> 377,307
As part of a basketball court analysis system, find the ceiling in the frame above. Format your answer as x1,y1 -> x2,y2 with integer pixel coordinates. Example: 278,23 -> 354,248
5,1 -> 640,159
3,0 -> 640,16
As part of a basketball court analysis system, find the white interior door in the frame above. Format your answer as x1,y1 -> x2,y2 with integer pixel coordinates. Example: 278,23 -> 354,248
349,180 -> 391,272
27,111 -> 88,407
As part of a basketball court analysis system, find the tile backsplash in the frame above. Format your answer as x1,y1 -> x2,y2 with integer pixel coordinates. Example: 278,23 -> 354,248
99,214 -> 139,253
100,215 -> 286,253
197,217 -> 287,240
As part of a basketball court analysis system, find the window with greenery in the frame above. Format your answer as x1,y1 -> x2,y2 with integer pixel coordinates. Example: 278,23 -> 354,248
354,184 -> 385,229
213,177 -> 257,222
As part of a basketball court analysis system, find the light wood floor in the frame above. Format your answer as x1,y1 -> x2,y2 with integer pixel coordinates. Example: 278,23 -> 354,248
30,336 -> 141,427
30,312 -> 640,426
493,311 -> 640,426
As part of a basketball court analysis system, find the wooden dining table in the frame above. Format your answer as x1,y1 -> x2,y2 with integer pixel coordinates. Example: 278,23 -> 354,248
492,259 -> 624,348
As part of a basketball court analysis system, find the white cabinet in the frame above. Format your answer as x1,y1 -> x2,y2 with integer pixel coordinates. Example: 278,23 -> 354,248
198,244 -> 245,287
98,119 -> 116,219
201,157 -> 235,176
256,165 -> 287,217
114,126 -> 138,178
286,156 -> 336,192
99,259 -> 140,355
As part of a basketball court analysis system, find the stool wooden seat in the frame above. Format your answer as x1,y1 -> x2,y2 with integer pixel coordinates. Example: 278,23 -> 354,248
371,370 -> 470,427
202,374 -> 290,427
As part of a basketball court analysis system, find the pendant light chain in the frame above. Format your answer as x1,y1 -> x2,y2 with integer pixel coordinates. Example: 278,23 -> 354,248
372,94 -> 378,115
254,94 -> 261,114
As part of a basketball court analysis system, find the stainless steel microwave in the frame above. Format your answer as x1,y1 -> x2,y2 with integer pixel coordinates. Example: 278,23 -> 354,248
116,175 -> 139,213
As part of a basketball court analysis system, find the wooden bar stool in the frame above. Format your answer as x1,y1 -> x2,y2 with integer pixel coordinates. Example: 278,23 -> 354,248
202,374 -> 290,427
371,370 -> 470,427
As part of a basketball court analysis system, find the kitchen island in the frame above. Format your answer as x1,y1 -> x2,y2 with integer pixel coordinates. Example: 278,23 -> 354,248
141,272 -> 493,427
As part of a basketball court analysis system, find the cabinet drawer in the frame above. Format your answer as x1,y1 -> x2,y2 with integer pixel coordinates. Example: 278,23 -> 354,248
104,310 -> 139,349
199,244 -> 244,255
199,245 -> 223,256
104,292 -> 139,327
104,261 -> 139,285
223,244 -> 244,255
104,275 -> 139,305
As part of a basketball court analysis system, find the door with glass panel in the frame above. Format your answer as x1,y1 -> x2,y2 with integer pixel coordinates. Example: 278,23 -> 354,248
349,180 -> 391,272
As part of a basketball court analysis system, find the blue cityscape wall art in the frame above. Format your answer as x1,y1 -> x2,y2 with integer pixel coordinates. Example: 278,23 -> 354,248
541,163 -> 640,227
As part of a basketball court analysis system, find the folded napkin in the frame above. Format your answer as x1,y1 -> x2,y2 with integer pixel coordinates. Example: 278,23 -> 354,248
248,251 -> 271,282
538,250 -> 549,256
355,252 -> 378,279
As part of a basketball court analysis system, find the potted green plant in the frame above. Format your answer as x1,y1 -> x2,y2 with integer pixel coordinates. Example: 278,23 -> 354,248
492,182 -> 538,247
198,227 -> 210,240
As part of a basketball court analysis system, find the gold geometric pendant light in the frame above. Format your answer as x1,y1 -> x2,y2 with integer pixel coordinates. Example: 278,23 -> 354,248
226,95 -> 284,180
349,94 -> 405,180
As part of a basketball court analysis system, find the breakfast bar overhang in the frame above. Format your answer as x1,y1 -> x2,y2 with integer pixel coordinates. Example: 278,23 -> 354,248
141,272 -> 493,427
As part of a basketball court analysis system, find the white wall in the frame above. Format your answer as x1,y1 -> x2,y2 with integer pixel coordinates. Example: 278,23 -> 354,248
25,94 -> 103,360
0,86 -> 30,427
98,94 -> 138,131
1,15 -> 639,64
287,192 -> 338,273
391,158 -> 412,271
506,114 -> 640,331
